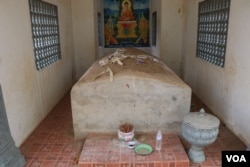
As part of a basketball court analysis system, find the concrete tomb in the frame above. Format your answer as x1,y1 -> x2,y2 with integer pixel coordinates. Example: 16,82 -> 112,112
71,48 -> 191,139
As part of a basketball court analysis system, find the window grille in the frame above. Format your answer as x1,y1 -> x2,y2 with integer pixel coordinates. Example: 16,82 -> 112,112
29,0 -> 61,70
197,0 -> 230,67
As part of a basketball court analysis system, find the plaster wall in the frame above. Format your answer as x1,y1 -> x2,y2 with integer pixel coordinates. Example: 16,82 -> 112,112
182,0 -> 250,145
71,0 -> 97,80
0,0 -> 74,146
160,0 -> 184,76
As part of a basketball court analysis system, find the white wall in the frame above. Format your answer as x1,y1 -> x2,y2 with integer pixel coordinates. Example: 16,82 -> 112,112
71,0 -> 97,80
182,0 -> 250,145
0,0 -> 74,146
160,0 -> 184,76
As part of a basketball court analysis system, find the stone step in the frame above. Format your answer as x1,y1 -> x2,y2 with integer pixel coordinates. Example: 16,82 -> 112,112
78,133 -> 189,167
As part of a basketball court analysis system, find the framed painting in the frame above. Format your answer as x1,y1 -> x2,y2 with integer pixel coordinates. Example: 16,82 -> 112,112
103,0 -> 150,48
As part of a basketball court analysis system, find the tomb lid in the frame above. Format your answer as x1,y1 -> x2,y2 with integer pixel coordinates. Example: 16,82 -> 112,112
183,108 -> 220,130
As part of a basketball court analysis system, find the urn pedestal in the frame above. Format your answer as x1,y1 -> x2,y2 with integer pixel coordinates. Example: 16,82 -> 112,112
181,109 -> 220,163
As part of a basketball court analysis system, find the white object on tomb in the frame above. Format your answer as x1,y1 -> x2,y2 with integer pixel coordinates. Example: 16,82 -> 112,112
71,48 -> 192,139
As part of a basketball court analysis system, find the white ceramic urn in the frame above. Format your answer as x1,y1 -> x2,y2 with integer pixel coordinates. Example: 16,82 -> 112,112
181,108 -> 220,163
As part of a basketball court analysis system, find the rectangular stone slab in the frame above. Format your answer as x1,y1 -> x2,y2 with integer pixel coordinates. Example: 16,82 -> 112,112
71,48 -> 191,139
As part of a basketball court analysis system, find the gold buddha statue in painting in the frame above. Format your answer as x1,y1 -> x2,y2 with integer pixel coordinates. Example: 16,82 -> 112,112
119,0 -> 135,21
117,0 -> 137,38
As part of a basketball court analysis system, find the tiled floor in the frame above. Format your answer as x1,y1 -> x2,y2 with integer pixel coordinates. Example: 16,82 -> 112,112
20,93 -> 246,167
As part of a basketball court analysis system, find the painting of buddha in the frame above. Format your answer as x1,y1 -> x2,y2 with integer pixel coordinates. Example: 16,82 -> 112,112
119,0 -> 135,21
103,0 -> 149,47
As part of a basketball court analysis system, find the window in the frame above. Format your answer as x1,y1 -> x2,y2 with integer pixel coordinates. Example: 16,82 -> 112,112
98,12 -> 103,46
152,11 -> 157,46
196,0 -> 230,67
29,0 -> 61,70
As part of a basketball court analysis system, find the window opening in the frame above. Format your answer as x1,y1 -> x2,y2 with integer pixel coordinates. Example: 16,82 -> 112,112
29,0 -> 61,70
98,12 -> 103,46
197,0 -> 230,67
152,11 -> 157,46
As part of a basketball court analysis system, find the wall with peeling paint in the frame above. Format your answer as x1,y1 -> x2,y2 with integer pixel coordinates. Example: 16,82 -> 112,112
0,0 -> 74,146
182,0 -> 250,145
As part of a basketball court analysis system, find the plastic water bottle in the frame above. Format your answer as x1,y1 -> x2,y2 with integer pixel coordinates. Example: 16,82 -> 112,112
155,130 -> 162,151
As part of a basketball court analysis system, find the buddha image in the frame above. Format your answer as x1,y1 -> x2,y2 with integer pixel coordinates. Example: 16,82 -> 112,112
119,0 -> 135,21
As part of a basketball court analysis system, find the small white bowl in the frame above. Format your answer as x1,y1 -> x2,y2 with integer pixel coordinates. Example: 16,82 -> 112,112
127,141 -> 136,149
